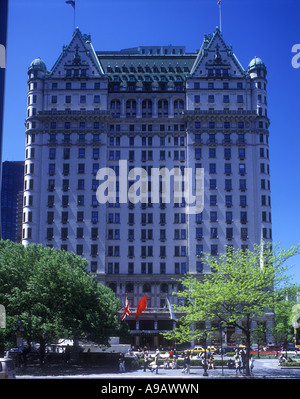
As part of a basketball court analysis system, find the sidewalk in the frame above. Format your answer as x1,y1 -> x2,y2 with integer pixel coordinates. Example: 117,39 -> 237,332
16,359 -> 300,379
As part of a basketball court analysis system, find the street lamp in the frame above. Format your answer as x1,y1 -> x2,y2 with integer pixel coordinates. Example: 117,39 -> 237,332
203,331 -> 208,376
219,322 -> 225,376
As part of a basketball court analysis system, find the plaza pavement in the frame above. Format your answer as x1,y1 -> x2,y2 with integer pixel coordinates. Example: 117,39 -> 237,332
16,358 -> 300,379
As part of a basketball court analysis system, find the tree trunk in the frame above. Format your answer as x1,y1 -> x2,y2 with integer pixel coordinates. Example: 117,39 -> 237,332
245,334 -> 251,376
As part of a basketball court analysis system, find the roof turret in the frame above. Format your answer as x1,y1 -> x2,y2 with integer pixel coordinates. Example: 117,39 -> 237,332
28,57 -> 47,73
248,56 -> 266,71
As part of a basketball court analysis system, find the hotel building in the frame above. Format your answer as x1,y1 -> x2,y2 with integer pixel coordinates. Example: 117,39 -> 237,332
23,28 -> 272,347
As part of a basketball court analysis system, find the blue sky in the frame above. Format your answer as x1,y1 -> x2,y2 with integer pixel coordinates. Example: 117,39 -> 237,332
2,0 -> 300,283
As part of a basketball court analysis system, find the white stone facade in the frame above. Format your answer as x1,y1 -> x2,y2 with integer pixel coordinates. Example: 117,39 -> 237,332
22,28 -> 272,347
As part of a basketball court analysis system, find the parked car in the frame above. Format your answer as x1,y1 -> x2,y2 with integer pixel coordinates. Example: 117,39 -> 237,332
0,358 -> 16,379
193,346 -> 204,351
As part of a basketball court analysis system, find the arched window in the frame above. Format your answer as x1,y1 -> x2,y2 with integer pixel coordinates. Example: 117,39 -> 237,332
142,99 -> 152,116
158,99 -> 168,116
126,99 -> 136,117
174,99 -> 184,109
110,100 -> 121,116
110,99 -> 120,109
174,99 -> 184,115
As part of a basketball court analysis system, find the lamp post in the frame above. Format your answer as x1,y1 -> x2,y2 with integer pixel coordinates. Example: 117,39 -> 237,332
219,322 -> 224,376
203,331 -> 208,376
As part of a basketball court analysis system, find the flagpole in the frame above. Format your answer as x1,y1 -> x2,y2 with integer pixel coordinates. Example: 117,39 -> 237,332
217,0 -> 222,33
73,4 -> 76,32
66,1 -> 76,32
219,2 -> 222,33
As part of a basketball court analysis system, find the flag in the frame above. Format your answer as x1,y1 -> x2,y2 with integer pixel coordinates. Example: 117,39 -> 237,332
166,298 -> 177,321
122,297 -> 130,321
66,0 -> 75,9
217,0 -> 221,7
135,296 -> 147,319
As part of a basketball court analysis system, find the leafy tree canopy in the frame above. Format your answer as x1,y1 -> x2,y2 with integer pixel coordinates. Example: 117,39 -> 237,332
163,243 -> 300,375
0,241 -> 121,351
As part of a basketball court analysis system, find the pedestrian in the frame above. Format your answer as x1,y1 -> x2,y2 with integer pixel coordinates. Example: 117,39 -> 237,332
278,354 -> 286,366
171,358 -> 178,369
118,352 -> 125,372
234,354 -> 242,374
182,353 -> 191,374
249,354 -> 254,375
143,351 -> 149,372
227,357 -> 234,369
150,352 -> 159,374
208,356 -> 214,369
163,358 -> 170,369
240,349 -> 246,373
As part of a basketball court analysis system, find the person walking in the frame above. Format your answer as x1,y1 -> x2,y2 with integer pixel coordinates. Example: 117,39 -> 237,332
150,352 -> 159,374
143,352 -> 149,372
249,354 -> 254,375
182,353 -> 191,374
118,352 -> 125,372
171,358 -> 178,369
240,349 -> 246,373
234,353 -> 242,375
208,356 -> 214,369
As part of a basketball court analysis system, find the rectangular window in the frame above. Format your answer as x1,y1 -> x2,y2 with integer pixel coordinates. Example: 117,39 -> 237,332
49,148 -> 56,159
195,148 -> 201,160
226,211 -> 232,224
91,212 -> 98,223
61,227 -> 68,240
78,148 -> 85,158
62,195 -> 69,208
211,245 -> 218,256
48,163 -> 55,176
77,195 -> 84,206
93,148 -> 99,159
240,195 -> 247,207
47,228 -> 53,240
226,228 -> 233,240
209,163 -> 216,174
225,195 -> 232,207
210,195 -> 217,206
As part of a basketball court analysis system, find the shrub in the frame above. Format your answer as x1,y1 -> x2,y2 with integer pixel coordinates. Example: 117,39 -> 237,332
281,362 -> 300,367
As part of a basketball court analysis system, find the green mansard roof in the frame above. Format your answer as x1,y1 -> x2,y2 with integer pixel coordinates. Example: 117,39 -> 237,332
96,47 -> 197,84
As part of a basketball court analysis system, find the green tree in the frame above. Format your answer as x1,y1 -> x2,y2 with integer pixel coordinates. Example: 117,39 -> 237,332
273,286 -> 299,353
0,241 -> 121,359
163,243 -> 300,376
